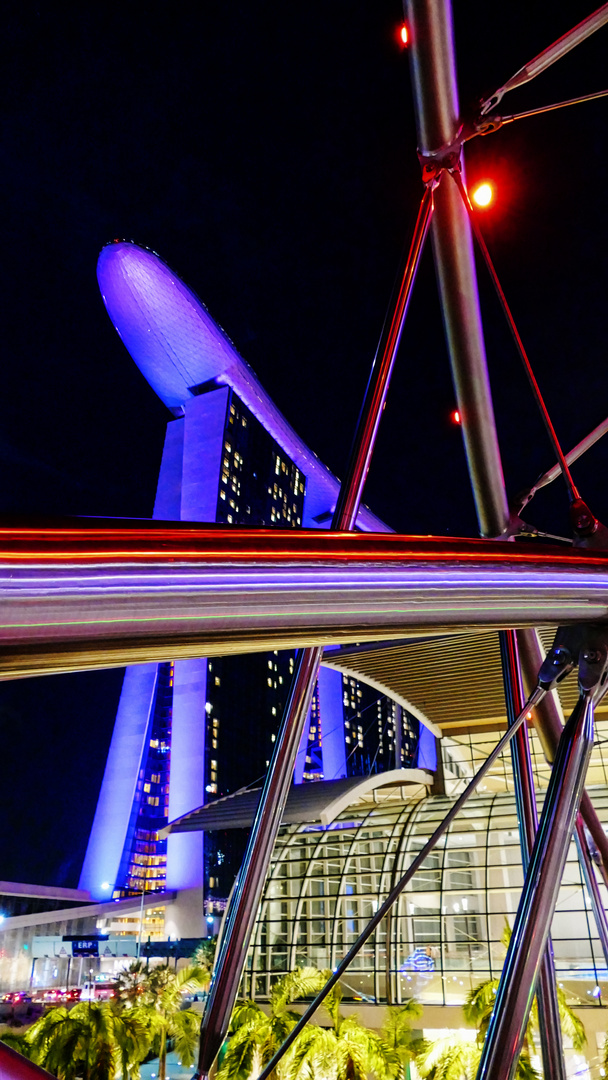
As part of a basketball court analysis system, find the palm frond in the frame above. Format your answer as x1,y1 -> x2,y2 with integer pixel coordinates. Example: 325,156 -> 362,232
463,980 -> 498,1028
555,987 -> 586,1051
168,1008 -> 200,1067
217,1030 -> 257,1080
283,1026 -> 337,1080
416,1034 -> 480,1080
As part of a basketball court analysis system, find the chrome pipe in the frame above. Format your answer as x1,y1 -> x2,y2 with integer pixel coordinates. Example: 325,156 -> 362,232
196,188 -> 435,1080
481,3 -> 608,113
517,627 -> 608,884
332,184 -> 434,530
574,815 -> 608,968
404,0 -> 509,537
499,630 -> 565,1080
476,694 -> 594,1080
196,645 -> 322,1079
2,530 -> 608,680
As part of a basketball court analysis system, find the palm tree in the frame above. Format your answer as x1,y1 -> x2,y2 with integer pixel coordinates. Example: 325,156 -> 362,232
192,937 -> 217,981
114,961 -> 150,1008
414,1035 -> 481,1080
22,1001 -> 149,1080
217,967 -> 327,1080
380,1002 -> 423,1080
463,923 -> 586,1058
284,980 -> 399,1080
129,963 -> 207,1080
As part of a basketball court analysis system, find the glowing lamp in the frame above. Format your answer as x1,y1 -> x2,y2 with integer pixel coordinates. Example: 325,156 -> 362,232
400,24 -> 408,44
472,182 -> 494,208
451,410 -> 461,425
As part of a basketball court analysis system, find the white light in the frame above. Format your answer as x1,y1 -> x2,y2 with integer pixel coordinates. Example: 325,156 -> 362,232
205,702 -> 212,714
101,882 -> 110,890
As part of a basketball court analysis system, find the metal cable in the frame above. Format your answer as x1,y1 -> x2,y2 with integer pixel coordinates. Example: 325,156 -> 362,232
451,168 -> 580,504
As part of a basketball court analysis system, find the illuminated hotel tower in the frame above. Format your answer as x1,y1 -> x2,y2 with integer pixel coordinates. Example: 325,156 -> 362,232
79,243 -> 433,922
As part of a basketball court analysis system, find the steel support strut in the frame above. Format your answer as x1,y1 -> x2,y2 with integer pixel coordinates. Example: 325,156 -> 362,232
255,689 -> 544,1080
476,625 -> 608,1080
404,0 -> 508,537
476,694 -> 594,1080
574,815 -> 608,967
499,630 -> 565,1080
194,185 -> 435,1080
517,627 -> 608,885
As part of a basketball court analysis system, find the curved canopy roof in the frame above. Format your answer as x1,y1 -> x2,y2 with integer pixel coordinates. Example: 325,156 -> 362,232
161,768 -> 433,835
323,629 -> 588,737
97,241 -> 387,532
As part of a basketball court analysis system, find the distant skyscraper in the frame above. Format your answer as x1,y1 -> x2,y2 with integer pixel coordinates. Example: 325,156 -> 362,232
80,242 -> 432,926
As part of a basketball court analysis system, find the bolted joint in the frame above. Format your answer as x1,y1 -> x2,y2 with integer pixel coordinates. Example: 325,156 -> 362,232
417,143 -> 462,185
570,497 -> 598,536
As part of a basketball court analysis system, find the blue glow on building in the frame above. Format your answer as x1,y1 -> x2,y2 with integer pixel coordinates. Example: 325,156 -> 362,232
82,242 -> 436,913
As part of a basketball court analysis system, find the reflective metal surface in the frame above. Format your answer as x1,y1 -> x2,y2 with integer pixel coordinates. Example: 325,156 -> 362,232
574,815 -> 608,967
2,527 -> 608,679
196,646 -> 322,1080
476,694 -> 595,1080
500,629 -> 565,1080
517,626 -> 608,880
404,0 -> 508,537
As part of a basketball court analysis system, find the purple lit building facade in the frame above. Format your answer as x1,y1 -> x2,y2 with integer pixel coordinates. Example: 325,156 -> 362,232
79,242 -> 434,929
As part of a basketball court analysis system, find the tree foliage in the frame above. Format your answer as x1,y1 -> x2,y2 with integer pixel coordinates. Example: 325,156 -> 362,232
16,1001 -> 149,1080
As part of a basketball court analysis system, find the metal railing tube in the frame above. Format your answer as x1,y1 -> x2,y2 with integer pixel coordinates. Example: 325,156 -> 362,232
475,694 -> 594,1080
500,629 -> 565,1080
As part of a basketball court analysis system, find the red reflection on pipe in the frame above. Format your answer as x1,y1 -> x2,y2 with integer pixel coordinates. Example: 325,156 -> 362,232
0,526 -> 608,570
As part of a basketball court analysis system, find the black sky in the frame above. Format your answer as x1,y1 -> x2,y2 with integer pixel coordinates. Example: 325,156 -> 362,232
1,2 -> 607,887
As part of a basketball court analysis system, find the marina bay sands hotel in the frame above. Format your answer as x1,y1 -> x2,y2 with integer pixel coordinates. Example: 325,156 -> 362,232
79,240 -> 436,918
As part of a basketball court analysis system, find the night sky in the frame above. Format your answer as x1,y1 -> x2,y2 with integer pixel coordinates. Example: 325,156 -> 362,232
1,2 -> 606,887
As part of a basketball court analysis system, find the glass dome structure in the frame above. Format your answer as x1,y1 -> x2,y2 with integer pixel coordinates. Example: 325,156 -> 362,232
247,788 -> 608,1009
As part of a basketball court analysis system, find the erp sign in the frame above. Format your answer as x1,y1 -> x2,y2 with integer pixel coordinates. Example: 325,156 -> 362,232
72,940 -> 99,957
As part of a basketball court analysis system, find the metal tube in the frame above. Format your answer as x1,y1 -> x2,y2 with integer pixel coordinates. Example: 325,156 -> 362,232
196,645 -> 322,1080
256,690 -> 544,1080
475,694 -> 594,1080
501,89 -> 608,126
517,627 -> 608,885
196,188 -> 435,1080
514,416 -> 608,516
405,0 -> 509,537
453,170 -> 578,504
331,184 -> 434,531
0,1043 -> 56,1080
481,3 -> 608,112
574,815 -> 608,967
3,532 -> 608,679
499,630 -> 565,1080
533,416 -> 608,492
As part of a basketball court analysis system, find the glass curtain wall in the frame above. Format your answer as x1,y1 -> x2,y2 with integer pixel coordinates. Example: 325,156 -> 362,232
247,789 -> 608,1008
